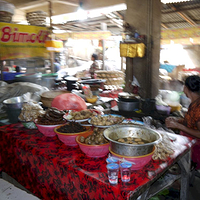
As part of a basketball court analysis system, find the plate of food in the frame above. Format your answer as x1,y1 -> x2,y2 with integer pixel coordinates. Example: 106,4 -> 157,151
121,119 -> 144,126
88,114 -> 125,128
63,109 -> 101,122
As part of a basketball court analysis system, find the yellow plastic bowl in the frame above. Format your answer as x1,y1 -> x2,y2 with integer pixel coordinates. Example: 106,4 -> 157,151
169,104 -> 182,113
86,96 -> 98,103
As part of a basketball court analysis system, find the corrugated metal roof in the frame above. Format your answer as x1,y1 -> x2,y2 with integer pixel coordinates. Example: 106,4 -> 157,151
161,0 -> 200,29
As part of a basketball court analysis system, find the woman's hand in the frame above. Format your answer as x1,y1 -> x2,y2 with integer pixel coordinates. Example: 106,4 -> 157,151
165,119 -> 180,129
165,117 -> 183,129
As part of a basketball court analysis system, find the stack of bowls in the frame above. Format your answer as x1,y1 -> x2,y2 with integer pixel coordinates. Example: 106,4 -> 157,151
103,125 -> 162,170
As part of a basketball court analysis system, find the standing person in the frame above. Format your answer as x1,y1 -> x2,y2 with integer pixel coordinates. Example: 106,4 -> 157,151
54,58 -> 61,72
165,75 -> 200,169
89,53 -> 99,79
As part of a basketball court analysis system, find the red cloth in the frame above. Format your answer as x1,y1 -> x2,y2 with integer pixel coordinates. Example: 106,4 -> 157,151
0,124 -> 194,200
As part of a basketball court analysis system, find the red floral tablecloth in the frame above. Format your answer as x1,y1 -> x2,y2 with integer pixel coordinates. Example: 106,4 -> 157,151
0,123 -> 193,200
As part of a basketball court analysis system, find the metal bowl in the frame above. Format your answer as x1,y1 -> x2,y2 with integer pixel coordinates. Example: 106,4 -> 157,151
103,125 -> 162,157
3,96 -> 27,124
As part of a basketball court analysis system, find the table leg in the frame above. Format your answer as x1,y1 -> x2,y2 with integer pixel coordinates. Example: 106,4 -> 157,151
177,150 -> 191,200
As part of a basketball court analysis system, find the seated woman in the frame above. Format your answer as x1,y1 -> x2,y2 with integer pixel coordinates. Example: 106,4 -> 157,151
165,75 -> 200,169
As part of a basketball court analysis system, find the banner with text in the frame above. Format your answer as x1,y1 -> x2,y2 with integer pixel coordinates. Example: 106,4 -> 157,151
0,22 -> 49,60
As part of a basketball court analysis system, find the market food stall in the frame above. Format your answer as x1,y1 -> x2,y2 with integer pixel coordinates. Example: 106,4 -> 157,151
0,92 -> 195,199
0,122 -> 193,200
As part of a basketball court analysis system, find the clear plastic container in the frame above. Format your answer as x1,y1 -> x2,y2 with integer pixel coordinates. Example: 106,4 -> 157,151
106,163 -> 119,185
120,162 -> 132,182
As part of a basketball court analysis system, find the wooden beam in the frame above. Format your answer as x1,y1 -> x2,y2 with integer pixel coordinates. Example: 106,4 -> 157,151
170,5 -> 197,26
161,23 -> 168,29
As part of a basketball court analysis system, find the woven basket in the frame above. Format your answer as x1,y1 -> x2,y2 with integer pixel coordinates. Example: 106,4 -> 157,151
0,11 -> 13,22
96,70 -> 125,89
26,11 -> 47,26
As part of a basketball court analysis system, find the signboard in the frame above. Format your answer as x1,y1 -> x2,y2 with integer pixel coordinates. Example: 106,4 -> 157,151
55,31 -> 111,40
161,26 -> 200,45
0,22 -> 49,60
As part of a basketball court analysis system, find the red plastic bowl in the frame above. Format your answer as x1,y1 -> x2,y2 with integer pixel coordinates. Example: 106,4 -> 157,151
76,131 -> 110,158
35,123 -> 60,137
54,126 -> 92,147
109,146 -> 155,170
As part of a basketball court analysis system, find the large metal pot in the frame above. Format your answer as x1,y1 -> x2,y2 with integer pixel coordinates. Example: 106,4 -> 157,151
103,125 -> 162,157
118,99 -> 139,112
117,92 -> 140,112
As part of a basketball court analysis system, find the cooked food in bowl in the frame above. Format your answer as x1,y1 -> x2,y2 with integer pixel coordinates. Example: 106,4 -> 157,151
36,107 -> 66,125
76,128 -> 109,158
55,122 -> 92,146
79,127 -> 108,145
90,114 -> 124,126
117,137 -> 150,145
56,122 -> 86,133
104,125 -> 162,157
64,109 -> 98,121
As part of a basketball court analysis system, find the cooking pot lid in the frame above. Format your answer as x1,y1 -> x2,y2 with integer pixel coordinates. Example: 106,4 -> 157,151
64,76 -> 78,81
78,79 -> 106,84
118,92 -> 140,100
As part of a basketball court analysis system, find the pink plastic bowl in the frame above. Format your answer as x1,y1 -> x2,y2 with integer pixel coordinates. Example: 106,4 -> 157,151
35,123 -> 60,137
76,132 -> 110,158
55,126 -> 92,147
110,146 -> 155,170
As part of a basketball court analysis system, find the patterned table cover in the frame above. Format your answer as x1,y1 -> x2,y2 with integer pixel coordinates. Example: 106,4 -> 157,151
0,123 -> 194,200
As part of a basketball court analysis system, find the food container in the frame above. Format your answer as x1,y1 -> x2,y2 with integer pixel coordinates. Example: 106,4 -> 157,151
156,105 -> 171,115
110,146 -> 155,170
103,125 -> 162,157
64,76 -> 78,91
76,131 -> 109,158
35,122 -> 60,137
117,92 -> 140,112
3,96 -> 27,123
40,90 -> 70,108
55,125 -> 92,146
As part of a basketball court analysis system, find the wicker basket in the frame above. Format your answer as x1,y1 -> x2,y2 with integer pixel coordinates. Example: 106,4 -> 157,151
0,11 -> 12,22
26,11 -> 47,26
96,70 -> 125,89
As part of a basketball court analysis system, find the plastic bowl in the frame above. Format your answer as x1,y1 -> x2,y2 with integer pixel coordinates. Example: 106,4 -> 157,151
35,123 -> 61,137
76,131 -> 110,158
110,146 -> 155,170
156,105 -> 171,115
55,125 -> 92,147
85,96 -> 98,103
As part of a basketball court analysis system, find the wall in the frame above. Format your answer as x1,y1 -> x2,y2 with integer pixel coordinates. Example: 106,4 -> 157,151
124,0 -> 161,98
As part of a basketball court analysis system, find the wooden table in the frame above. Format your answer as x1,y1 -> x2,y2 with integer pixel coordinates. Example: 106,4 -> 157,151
0,123 -> 194,200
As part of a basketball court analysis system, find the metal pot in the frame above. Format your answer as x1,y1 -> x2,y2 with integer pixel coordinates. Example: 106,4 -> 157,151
118,99 -> 139,112
117,92 -> 140,112
3,96 -> 27,123
103,125 -> 162,157
64,76 -> 78,91
118,92 -> 140,101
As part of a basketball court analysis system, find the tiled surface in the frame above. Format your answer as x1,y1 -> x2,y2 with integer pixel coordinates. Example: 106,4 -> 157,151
0,178 -> 40,200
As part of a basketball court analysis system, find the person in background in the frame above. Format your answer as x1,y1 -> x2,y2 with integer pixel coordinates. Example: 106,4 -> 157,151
54,58 -> 61,72
89,53 -> 99,79
2,61 -> 9,71
15,66 -> 21,73
165,75 -> 200,169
